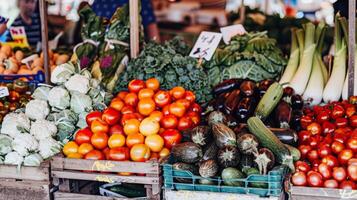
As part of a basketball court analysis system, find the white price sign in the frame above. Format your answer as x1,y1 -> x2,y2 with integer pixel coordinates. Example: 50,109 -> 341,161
0,87 -> 9,98
189,31 -> 222,61
220,24 -> 246,44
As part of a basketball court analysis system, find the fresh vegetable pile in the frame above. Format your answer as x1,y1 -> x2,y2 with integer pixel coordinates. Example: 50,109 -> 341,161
63,78 -> 201,163
205,32 -> 286,87
291,99 -> 357,189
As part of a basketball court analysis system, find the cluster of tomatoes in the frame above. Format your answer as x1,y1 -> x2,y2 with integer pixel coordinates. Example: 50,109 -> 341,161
291,99 -> 357,189
62,78 -> 201,163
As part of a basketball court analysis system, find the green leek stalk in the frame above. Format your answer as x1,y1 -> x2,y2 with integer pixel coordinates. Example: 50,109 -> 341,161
315,22 -> 328,84
290,23 -> 316,95
296,29 -> 305,64
323,14 -> 347,103
279,29 -> 300,84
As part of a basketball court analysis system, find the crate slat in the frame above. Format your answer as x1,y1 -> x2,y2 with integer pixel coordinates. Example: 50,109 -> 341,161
291,186 -> 357,200
54,192 -> 133,200
0,163 -> 50,181
0,180 -> 50,200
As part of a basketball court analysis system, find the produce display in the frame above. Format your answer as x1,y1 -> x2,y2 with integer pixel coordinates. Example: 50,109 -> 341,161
63,78 -> 201,163
291,99 -> 357,189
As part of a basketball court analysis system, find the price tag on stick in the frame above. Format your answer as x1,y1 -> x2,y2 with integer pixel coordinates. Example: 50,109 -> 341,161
0,87 -> 9,98
189,31 -> 222,61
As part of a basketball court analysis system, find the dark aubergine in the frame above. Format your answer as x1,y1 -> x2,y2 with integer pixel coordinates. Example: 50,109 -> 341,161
257,79 -> 274,97
291,94 -> 303,110
240,80 -> 256,97
223,89 -> 241,115
290,109 -> 303,131
217,146 -> 240,168
216,92 -> 230,111
212,78 -> 242,96
234,97 -> 256,123
275,100 -> 292,129
202,142 -> 219,161
254,148 -> 275,175
270,128 -> 298,147
238,154 -> 255,170
191,126 -> 212,146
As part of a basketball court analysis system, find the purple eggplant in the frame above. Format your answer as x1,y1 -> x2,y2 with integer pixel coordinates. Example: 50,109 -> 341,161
223,89 -> 241,115
258,79 -> 274,97
234,97 -> 256,123
212,79 -> 242,96
240,80 -> 256,97
275,100 -> 292,129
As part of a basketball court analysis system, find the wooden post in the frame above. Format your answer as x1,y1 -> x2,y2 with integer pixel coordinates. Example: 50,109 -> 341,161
39,0 -> 50,84
348,0 -> 356,97
130,0 -> 140,58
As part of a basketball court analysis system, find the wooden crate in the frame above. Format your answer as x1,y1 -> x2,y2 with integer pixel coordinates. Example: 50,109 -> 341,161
51,155 -> 161,200
0,161 -> 51,200
290,185 -> 357,200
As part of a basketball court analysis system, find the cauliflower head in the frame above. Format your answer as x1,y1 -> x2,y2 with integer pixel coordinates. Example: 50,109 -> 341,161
51,63 -> 75,84
25,99 -> 50,120
1,113 -> 31,138
38,137 -> 61,159
12,133 -> 38,156
65,74 -> 90,94
48,87 -> 70,110
4,151 -> 23,165
30,119 -> 57,140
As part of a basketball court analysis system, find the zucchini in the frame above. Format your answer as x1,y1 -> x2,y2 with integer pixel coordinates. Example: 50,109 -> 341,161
243,167 -> 268,188
284,144 -> 301,161
108,184 -> 146,198
254,82 -> 283,120
247,117 -> 294,171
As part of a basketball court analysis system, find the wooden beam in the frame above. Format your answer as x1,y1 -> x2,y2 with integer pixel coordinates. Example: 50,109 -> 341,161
39,0 -> 50,84
129,0 -> 140,58
348,0 -> 356,97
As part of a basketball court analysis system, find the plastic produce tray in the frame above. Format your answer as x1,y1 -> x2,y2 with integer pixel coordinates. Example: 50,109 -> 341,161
0,71 -> 45,86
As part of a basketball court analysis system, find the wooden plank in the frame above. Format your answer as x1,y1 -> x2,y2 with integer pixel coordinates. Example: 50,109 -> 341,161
39,0 -> 50,84
51,157 -> 159,174
348,0 -> 356,97
0,180 -> 50,200
291,186 -> 357,199
54,192 -> 133,200
51,170 -> 159,185
0,164 -> 50,181
129,0 -> 140,58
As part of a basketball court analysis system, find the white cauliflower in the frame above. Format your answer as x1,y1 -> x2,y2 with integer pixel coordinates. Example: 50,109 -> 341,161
65,74 -> 90,94
70,92 -> 92,114
4,151 -> 23,165
38,138 -> 62,159
48,87 -> 70,110
32,86 -> 52,101
0,134 -> 12,155
12,133 -> 38,156
1,113 -> 31,138
23,153 -> 43,166
51,63 -> 75,84
30,119 -> 57,140
25,99 -> 50,120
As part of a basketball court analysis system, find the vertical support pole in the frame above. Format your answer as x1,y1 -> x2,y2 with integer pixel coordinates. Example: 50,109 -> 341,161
348,0 -> 356,97
39,0 -> 50,84
130,0 -> 140,58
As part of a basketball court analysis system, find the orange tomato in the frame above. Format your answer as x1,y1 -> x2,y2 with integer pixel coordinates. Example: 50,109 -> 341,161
121,113 -> 137,126
63,141 -> 78,156
184,90 -> 196,103
153,90 -> 171,108
169,102 -> 186,118
126,133 -> 145,148
117,91 -> 128,100
78,143 -> 94,155
124,118 -> 140,135
91,132 -> 108,150
137,98 -> 156,116
145,134 -> 164,152
130,144 -> 151,162
149,111 -> 163,122
124,92 -> 139,107
176,99 -> 191,109
108,134 -> 126,148
159,148 -> 170,158
128,79 -> 146,93
138,88 -> 154,99
84,149 -> 105,160
67,153 -> 83,159
103,147 -> 111,160
145,78 -> 160,91
110,98 -> 125,112
91,119 -> 109,134
139,117 -> 160,136
170,86 -> 185,99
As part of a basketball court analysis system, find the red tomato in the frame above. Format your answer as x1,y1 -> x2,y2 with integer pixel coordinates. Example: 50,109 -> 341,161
291,172 -> 307,186
154,91 -> 171,107
331,141 -> 345,154
322,155 -> 339,168
331,105 -> 345,119
299,145 -> 312,159
300,115 -> 313,129
307,171 -> 323,187
170,86 -> 185,100
335,117 -> 348,128
188,103 -> 202,113
84,150 -> 105,160
134,113 -> 144,122
91,119 -> 109,134
121,113 -> 137,126
169,103 -> 186,118
307,122 -> 322,135
332,167 -> 347,182
177,116 -> 193,131
124,93 -> 139,107
298,130 -> 311,144
121,105 -> 135,115
295,161 -> 311,173
348,164 -> 357,181
162,105 -> 170,115
318,163 -> 332,179
348,158 -> 357,166
117,91 -> 128,100
338,149 -> 354,165
322,121 -> 336,135
318,146 -> 332,158
103,147 -> 110,160
128,79 -> 145,93
102,107 -> 121,125
176,99 -> 191,109
160,129 -> 182,149
186,111 -> 200,127
324,179 -> 339,188
184,90 -> 196,104
340,180 -> 356,190
316,110 -> 330,124
75,128 -> 93,145
160,114 -> 178,129
347,138 -> 357,153
109,147 -> 130,161
334,132 -> 349,144
350,115 -> 357,128
91,132 -> 108,150
345,106 -> 356,117
308,136 -> 320,148
307,150 -> 319,162
109,125 -> 124,136
86,111 -> 102,126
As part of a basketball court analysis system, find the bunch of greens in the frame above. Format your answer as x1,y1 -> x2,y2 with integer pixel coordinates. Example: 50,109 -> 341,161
115,37 -> 212,103
205,32 -> 287,86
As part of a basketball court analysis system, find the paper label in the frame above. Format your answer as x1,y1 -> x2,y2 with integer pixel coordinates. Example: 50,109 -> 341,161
9,26 -> 29,47
189,31 -> 222,61
220,24 -> 246,44
0,87 -> 9,98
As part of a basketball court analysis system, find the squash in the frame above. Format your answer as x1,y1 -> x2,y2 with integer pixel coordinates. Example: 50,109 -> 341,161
3,69 -> 14,75
14,50 -> 24,62
56,54 -> 70,65
17,68 -> 33,75
52,53 -> 59,62
0,52 -> 7,63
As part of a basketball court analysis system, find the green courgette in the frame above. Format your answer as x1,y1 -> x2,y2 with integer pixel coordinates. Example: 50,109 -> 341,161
254,82 -> 283,120
284,144 -> 301,161
243,167 -> 268,188
247,117 -> 294,171
108,184 -> 146,198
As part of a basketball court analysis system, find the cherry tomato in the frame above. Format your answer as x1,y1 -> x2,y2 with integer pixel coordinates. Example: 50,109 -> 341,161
312,160 -> 322,169
124,92 -> 139,107
331,141 -> 345,154
186,111 -> 200,127
295,161 -> 311,173
102,107 -> 121,125
91,132 -> 108,150
128,79 -> 145,93
75,128 -> 93,145
84,150 -> 105,160
169,102 -> 186,118
109,147 -> 130,161
307,171 -> 323,187
350,115 -> 357,128
145,78 -> 160,91
170,86 -> 185,100
322,121 -> 336,135
121,105 -> 135,115
331,105 -> 345,119
307,122 -> 322,135
137,98 -> 156,116
348,164 -> 357,181
332,167 -> 347,182
86,111 -> 102,126
298,130 -> 311,144
130,144 -> 151,162
307,150 -> 319,162
184,90 -> 196,104
347,138 -> 357,153
138,88 -> 155,100
109,124 -> 124,136
300,115 -> 313,129
340,180 -> 356,190
154,91 -> 171,108
345,106 -> 356,117
322,155 -> 339,168
318,146 -> 332,158
338,149 -> 354,165
335,117 -> 348,128
291,172 -> 307,186
160,114 -> 178,129
177,116 -> 193,131
91,119 -> 109,134
110,98 -> 125,112
117,91 -> 128,100
318,163 -> 332,179
316,111 -> 330,124
299,145 -> 312,159
188,103 -> 202,114
126,133 -> 145,148
160,129 -> 182,149
324,179 -> 339,188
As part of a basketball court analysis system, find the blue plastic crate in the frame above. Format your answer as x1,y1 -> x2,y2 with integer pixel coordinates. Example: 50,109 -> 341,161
163,163 -> 289,197
0,71 -> 45,87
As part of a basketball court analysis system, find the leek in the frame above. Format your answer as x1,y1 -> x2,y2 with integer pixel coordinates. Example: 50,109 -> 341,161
290,23 -> 316,95
279,29 -> 300,84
